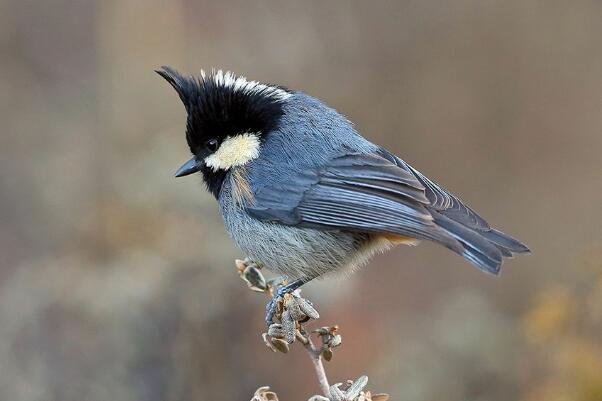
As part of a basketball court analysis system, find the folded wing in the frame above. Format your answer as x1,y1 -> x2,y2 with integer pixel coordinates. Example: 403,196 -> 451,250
245,149 -> 529,275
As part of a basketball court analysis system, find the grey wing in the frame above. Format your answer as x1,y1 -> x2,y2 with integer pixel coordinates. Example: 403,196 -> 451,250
382,149 -> 530,272
246,147 -> 529,276
245,151 -> 463,252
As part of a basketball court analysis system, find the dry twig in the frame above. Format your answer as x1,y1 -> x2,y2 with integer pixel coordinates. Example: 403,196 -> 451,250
236,258 -> 389,401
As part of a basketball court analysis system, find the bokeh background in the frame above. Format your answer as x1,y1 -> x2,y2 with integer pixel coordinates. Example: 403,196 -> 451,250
1,1 -> 601,400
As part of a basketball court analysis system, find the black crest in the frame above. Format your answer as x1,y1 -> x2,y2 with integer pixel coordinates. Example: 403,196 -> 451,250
156,66 -> 291,155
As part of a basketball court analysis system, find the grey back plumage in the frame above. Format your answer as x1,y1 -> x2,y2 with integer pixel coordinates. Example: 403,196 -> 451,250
222,92 -> 529,276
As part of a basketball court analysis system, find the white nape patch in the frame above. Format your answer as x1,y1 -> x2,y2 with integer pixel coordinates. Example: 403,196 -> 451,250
201,69 -> 291,101
204,133 -> 261,171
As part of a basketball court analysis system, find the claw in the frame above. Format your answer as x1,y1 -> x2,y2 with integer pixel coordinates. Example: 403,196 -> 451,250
265,296 -> 279,325
264,286 -> 286,325
264,278 -> 307,326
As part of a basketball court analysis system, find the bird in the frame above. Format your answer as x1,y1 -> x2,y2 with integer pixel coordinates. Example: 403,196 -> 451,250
156,66 -> 530,325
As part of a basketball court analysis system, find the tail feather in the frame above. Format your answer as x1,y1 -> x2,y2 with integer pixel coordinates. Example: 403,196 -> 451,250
430,210 -> 530,275
481,228 -> 531,254
495,244 -> 514,258
431,211 -> 504,275
379,148 -> 529,273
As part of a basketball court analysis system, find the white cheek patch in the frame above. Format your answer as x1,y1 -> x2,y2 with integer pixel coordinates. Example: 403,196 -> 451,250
204,133 -> 261,171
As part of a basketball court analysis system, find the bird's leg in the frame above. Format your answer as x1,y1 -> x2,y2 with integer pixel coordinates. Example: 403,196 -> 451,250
265,277 -> 310,326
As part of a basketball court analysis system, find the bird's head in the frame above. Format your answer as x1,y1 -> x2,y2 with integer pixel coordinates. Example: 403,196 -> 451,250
156,66 -> 291,196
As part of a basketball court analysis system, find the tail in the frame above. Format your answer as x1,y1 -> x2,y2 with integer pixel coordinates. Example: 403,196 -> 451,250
430,210 -> 530,275
374,148 -> 530,275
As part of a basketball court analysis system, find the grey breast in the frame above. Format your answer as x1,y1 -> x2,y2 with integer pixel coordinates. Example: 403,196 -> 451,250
219,175 -> 368,280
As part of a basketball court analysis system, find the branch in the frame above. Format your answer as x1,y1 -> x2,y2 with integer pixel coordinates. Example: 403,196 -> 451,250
297,326 -> 330,396
237,259 -> 389,401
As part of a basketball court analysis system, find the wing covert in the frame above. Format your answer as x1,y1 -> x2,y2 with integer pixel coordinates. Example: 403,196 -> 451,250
245,151 -> 462,250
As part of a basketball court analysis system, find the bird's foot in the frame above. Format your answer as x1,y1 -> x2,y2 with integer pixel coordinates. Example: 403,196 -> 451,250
235,259 -> 313,326
264,279 -> 307,326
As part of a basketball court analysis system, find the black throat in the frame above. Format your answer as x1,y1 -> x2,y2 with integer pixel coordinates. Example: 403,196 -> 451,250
201,166 -> 228,199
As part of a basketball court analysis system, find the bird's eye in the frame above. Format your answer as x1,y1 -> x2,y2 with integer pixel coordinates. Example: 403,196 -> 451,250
205,138 -> 219,153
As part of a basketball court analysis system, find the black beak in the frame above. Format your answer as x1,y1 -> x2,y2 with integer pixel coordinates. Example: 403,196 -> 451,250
175,157 -> 203,177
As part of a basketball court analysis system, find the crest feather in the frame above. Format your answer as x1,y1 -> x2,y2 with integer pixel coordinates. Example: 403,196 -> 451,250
155,66 -> 193,106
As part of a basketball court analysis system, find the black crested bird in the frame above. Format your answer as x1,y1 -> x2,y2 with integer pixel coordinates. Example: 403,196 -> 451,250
157,67 -> 530,324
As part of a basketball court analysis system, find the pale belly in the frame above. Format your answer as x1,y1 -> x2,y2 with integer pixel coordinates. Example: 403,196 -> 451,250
218,178 -> 419,280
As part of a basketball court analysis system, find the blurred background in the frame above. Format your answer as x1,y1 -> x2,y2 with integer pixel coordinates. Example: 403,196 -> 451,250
1,1 -> 601,400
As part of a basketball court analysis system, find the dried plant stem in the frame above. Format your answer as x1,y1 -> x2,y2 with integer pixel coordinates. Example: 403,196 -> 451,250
302,330 -> 330,397
239,260 -> 386,401
307,347 -> 330,397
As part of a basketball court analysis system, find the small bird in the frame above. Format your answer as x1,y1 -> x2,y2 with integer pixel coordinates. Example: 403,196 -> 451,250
157,67 -> 529,324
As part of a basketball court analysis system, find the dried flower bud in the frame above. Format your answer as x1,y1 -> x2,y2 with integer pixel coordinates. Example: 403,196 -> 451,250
330,383 -> 346,401
307,396 -> 330,401
262,333 -> 278,352
252,386 -> 279,401
297,297 -> 320,319
270,337 -> 290,353
328,334 -> 342,348
242,264 -> 267,292
345,376 -> 369,401
267,323 -> 285,339
284,293 -> 306,321
370,393 -> 390,401
281,310 -> 297,343
313,327 -> 331,335
322,348 -> 333,361
235,259 -> 247,273
295,330 -> 309,345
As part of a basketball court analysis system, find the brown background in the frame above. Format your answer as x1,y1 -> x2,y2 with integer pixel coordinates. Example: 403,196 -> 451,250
1,1 -> 601,400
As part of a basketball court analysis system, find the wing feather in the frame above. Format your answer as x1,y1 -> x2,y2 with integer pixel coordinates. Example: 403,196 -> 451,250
246,151 -> 462,251
245,147 -> 528,275
382,151 -> 491,231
